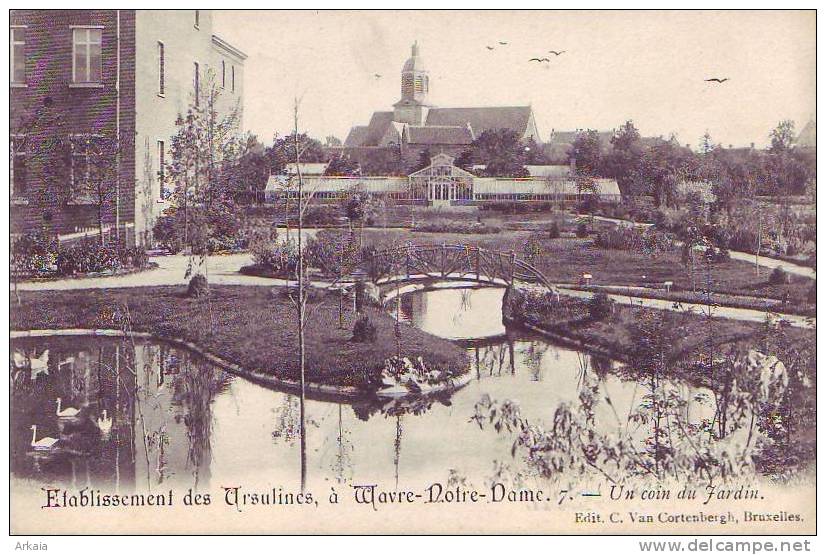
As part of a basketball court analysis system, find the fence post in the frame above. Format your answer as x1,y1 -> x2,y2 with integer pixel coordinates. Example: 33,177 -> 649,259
510,251 -> 516,283
475,247 -> 480,282
441,242 -> 446,278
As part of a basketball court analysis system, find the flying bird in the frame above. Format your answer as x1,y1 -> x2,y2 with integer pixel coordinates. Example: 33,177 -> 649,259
548,50 -> 567,56
373,73 -> 382,79
705,77 -> 729,83
498,41 -> 508,45
486,45 -> 495,50
529,57 -> 550,63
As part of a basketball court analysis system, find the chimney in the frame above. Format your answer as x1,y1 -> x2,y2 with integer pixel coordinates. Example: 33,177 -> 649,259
750,142 -> 755,149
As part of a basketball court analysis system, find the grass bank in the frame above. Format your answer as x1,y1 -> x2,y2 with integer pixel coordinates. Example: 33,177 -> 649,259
10,285 -> 469,390
359,228 -> 814,305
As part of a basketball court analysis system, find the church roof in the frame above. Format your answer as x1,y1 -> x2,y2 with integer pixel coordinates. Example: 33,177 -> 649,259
343,126 -> 371,148
345,106 -> 538,148
406,125 -> 474,145
425,106 -> 534,137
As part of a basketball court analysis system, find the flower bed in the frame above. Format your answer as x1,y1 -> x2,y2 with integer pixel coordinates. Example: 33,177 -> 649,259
412,221 -> 501,234
11,233 -> 149,280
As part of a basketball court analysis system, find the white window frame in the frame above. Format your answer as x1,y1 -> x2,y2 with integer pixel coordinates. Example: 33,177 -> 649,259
157,140 -> 168,200
10,134 -> 27,198
193,61 -> 200,105
68,133 -> 103,202
71,26 -> 103,85
10,25 -> 27,86
157,41 -> 165,96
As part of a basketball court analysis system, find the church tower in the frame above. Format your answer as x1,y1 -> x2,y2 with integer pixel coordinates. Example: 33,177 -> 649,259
393,41 -> 432,125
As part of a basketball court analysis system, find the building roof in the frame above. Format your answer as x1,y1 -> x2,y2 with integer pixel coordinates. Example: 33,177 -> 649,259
525,165 -> 572,178
548,129 -> 614,146
284,162 -> 328,175
405,125 -> 473,145
345,106 -> 537,148
425,106 -> 533,137
343,126 -> 371,147
797,119 -> 816,148
211,35 -> 248,61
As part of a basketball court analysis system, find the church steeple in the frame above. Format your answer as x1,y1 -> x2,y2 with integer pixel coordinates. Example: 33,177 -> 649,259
394,40 -> 431,125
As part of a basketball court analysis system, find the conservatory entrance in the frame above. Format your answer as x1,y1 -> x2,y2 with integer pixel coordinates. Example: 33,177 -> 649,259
408,153 -> 475,207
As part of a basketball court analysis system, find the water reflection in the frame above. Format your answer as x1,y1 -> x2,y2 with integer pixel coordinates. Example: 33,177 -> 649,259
11,288 -> 715,493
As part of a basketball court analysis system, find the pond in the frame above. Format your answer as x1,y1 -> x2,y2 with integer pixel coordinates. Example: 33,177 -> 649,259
11,286 -> 715,494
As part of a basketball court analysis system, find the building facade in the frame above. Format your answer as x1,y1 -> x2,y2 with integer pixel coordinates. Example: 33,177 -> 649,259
10,9 -> 246,245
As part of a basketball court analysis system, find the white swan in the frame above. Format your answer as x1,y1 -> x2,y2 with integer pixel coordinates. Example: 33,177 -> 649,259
12,350 -> 27,368
56,397 -> 80,418
96,409 -> 113,439
30,425 -> 60,451
30,350 -> 50,380
13,349 -> 50,379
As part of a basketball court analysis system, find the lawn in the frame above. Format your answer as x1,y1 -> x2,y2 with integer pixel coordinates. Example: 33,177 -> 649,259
10,285 -> 469,389
359,227 -> 815,307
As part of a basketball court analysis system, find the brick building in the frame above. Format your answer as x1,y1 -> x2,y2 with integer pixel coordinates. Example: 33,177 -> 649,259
10,9 -> 246,246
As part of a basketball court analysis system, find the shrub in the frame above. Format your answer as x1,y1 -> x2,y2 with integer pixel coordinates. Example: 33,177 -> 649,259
351,314 -> 377,343
588,291 -> 613,321
12,233 -> 147,278
807,281 -> 816,304
11,232 -> 59,277
595,227 -> 674,255
412,220 -> 501,234
305,229 -> 360,277
769,267 -> 788,285
575,223 -> 589,238
304,206 -> 342,226
187,273 -> 209,298
547,222 -> 561,239
251,238 -> 299,277
152,202 -> 247,254
522,233 -> 544,263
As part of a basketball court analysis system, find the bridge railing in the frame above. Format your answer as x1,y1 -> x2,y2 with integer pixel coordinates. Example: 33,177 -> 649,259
363,243 -> 556,291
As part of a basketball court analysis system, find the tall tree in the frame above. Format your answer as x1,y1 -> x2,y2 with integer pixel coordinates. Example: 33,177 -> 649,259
602,120 -> 644,197
267,133 -> 326,175
769,120 -> 796,154
165,69 -> 244,287
570,129 -> 603,176
468,128 -> 529,177
324,153 -> 360,176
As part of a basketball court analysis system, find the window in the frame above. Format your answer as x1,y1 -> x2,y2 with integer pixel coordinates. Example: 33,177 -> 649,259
10,135 -> 27,196
69,134 -> 102,201
221,60 -> 226,88
157,140 -> 168,200
72,27 -> 103,84
10,26 -> 26,85
157,41 -> 165,95
193,62 -> 199,105
194,10 -> 200,29
231,65 -> 235,92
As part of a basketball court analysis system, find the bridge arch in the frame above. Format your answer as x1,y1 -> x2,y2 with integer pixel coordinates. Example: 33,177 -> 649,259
362,243 -> 557,293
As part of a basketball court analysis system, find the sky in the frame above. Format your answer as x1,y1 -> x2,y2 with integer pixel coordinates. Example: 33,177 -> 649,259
213,10 -> 815,149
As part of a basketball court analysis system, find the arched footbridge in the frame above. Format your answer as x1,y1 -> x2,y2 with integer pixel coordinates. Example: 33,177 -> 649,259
362,243 -> 557,292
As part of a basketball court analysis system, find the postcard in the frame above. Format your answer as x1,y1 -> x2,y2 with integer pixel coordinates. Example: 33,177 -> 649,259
8,8 -> 817,537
